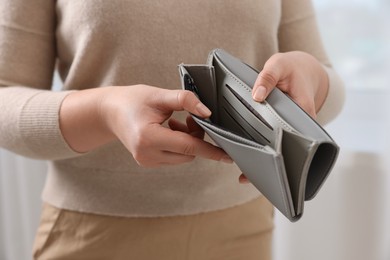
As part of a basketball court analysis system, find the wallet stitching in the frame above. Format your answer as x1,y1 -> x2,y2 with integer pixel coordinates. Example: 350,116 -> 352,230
218,63 -> 294,132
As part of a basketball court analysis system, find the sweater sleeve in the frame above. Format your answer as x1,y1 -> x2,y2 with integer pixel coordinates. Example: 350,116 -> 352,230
278,0 -> 346,125
0,0 -> 83,160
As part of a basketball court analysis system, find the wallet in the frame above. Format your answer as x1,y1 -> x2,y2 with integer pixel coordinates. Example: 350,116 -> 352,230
178,49 -> 339,222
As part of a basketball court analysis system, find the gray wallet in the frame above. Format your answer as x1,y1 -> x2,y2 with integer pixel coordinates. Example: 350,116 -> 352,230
178,49 -> 339,222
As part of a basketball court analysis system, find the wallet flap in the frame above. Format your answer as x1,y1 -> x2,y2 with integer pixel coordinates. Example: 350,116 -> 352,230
193,116 -> 296,220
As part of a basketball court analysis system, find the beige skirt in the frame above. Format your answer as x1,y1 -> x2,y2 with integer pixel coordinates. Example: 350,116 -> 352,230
33,196 -> 274,260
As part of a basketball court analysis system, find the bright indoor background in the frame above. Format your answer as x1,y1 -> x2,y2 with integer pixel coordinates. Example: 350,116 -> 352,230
1,1 -> 389,259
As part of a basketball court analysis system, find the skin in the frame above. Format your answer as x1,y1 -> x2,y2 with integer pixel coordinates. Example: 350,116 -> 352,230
60,85 -> 233,167
59,51 -> 329,182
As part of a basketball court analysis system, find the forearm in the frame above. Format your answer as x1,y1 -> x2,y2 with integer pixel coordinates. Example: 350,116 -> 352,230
0,86 -> 83,160
312,56 -> 330,114
316,65 -> 346,125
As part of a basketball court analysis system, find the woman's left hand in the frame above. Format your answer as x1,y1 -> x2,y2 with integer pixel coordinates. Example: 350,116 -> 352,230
253,51 -> 329,118
239,51 -> 329,184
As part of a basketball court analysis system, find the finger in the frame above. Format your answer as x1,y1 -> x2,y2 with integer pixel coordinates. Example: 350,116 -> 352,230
186,115 -> 205,139
253,68 -> 280,102
253,54 -> 288,102
168,117 -> 204,139
157,89 -> 212,118
239,173 -> 250,184
154,126 -> 233,163
168,118 -> 188,133
291,94 -> 317,119
160,151 -> 196,165
134,150 -> 195,168
130,136 -> 195,167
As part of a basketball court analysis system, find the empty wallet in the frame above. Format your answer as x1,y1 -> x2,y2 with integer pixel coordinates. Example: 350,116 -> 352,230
178,49 -> 339,222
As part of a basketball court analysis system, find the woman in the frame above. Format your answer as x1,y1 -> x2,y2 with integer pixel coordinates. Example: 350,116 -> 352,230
0,0 -> 344,259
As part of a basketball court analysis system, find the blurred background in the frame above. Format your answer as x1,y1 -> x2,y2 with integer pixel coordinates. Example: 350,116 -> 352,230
1,0 -> 389,259
274,0 -> 390,260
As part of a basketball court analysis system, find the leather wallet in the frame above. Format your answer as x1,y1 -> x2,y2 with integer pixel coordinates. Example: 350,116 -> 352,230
178,49 -> 339,222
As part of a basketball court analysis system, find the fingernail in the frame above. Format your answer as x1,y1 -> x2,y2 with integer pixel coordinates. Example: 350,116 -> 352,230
239,174 -> 250,184
221,155 -> 234,164
253,86 -> 267,101
239,179 -> 250,184
195,103 -> 211,117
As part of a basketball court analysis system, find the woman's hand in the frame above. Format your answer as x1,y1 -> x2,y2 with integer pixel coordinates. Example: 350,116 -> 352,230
60,85 -> 232,167
252,51 -> 329,118
239,51 -> 329,184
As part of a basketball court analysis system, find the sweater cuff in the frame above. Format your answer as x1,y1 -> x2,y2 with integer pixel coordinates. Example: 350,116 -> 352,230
19,89 -> 84,160
316,65 -> 346,125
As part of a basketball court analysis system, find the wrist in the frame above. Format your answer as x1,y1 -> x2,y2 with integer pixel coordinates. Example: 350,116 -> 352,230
314,64 -> 330,113
59,87 -> 117,153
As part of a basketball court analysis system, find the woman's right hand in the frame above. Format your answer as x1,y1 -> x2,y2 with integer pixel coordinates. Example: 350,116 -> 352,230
60,85 -> 232,167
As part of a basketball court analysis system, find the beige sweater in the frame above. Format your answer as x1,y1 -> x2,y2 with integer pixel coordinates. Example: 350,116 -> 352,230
0,0 -> 344,217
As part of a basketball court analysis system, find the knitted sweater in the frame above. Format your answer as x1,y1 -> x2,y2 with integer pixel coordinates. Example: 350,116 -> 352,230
0,0 -> 344,217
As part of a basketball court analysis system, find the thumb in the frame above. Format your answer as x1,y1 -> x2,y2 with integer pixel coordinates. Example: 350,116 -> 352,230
252,56 -> 286,102
158,89 -> 212,118
252,68 -> 281,102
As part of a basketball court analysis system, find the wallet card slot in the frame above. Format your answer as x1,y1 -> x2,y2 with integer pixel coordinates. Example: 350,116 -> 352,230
221,106 -> 256,142
225,84 -> 273,130
212,52 -> 299,135
222,98 -> 271,145
221,84 -> 275,146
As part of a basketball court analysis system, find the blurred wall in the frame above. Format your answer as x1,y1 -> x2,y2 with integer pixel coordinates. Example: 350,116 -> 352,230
273,1 -> 390,259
